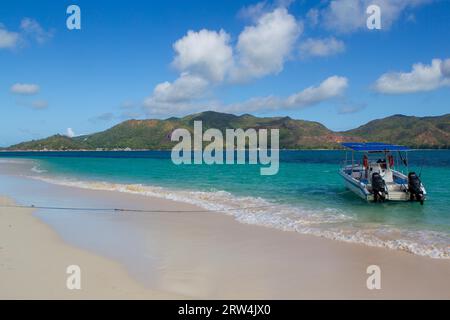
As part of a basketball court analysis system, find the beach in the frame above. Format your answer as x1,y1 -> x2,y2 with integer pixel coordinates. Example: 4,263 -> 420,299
0,161 -> 449,299
0,196 -> 184,299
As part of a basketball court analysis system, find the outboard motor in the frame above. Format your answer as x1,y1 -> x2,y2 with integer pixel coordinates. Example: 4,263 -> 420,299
408,172 -> 424,205
372,172 -> 387,202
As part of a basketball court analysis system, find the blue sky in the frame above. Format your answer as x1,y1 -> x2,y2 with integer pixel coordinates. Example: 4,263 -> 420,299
1,0 -> 449,146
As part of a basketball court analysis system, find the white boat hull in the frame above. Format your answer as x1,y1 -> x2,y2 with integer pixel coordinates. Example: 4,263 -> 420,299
339,170 -> 372,201
338,168 -> 426,202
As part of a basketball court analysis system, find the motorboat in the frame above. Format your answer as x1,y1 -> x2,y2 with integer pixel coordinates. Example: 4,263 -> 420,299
339,142 -> 426,204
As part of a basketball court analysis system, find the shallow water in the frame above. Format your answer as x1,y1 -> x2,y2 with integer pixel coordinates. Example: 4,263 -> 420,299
1,150 -> 449,258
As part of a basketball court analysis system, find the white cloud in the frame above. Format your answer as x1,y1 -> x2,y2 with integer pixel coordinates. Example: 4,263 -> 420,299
144,29 -> 232,115
10,83 -> 40,95
300,37 -> 345,57
144,76 -> 348,116
374,58 -> 450,94
150,73 -> 209,103
167,8 -> 302,85
321,0 -> 432,33
20,18 -> 53,44
231,8 -> 302,82
226,76 -> 348,113
66,128 -> 75,138
172,29 -> 233,83
144,6 -> 303,116
286,76 -> 348,106
143,73 -> 210,115
0,24 -> 19,49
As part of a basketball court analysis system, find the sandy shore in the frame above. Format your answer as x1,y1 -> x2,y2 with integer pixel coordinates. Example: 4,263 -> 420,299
0,167 -> 449,299
0,197 -> 182,299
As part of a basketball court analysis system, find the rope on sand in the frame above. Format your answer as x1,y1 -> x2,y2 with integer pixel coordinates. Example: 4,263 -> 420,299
0,203 -> 280,214
0,190 -> 352,213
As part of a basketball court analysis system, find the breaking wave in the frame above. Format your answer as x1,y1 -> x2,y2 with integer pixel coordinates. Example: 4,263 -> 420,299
28,174 -> 450,259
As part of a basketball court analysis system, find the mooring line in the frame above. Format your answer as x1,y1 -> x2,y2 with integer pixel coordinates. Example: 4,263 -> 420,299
0,203 -> 279,214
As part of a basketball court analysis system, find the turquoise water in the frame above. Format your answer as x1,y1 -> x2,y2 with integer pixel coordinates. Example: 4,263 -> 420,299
1,150 -> 450,258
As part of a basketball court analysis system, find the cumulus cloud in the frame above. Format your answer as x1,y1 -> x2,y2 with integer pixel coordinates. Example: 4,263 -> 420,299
66,128 -> 75,138
144,75 -> 348,116
0,24 -> 19,49
144,6 -> 303,115
148,73 -> 209,104
144,29 -> 232,115
231,8 -> 302,82
170,7 -> 302,84
10,83 -> 40,95
285,76 -> 348,106
374,58 -> 450,94
300,37 -> 345,57
225,76 -> 348,113
172,29 -> 233,83
20,18 -> 53,44
320,0 -> 432,33
143,73 -> 210,115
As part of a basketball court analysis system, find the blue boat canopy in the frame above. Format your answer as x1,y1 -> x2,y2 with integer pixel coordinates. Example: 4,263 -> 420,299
341,142 -> 410,152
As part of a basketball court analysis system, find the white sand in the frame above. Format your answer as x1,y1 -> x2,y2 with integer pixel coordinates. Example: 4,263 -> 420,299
0,197 -> 183,299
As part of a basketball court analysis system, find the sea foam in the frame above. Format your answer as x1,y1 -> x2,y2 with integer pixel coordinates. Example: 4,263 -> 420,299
28,174 -> 450,259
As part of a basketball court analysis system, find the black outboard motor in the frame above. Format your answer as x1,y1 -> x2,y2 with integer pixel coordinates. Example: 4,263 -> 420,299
408,172 -> 424,205
372,172 -> 387,202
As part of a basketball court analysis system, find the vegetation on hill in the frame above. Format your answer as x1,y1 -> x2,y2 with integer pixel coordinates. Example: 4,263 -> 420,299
342,114 -> 450,149
6,112 -> 450,150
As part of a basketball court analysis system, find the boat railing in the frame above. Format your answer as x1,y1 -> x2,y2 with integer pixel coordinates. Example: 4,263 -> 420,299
340,159 -> 362,170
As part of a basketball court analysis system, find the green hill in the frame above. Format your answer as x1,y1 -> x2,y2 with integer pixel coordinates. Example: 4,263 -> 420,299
342,114 -> 450,149
9,134 -> 90,151
6,111 -> 450,150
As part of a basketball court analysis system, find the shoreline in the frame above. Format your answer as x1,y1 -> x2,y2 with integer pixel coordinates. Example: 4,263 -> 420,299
0,172 -> 449,298
23,172 -> 450,260
0,196 -> 184,299
2,148 -> 450,152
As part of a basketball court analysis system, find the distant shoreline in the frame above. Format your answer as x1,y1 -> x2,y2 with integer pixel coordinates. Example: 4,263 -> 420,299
1,148 -> 450,153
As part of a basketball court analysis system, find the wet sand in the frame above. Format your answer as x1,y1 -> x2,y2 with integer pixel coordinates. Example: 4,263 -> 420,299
0,196 -> 184,299
0,162 -> 449,299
